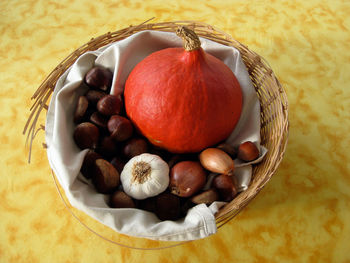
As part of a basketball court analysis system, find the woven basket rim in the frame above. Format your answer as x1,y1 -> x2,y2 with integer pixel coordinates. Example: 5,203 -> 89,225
23,19 -> 289,246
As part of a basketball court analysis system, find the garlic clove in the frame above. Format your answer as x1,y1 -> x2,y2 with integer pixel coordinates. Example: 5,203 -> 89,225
120,153 -> 169,200
199,148 -> 234,176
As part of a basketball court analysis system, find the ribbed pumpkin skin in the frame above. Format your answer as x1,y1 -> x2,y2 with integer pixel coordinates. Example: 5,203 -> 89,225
124,47 -> 242,153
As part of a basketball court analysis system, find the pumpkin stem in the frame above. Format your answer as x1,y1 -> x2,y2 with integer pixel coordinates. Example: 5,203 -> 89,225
176,26 -> 201,51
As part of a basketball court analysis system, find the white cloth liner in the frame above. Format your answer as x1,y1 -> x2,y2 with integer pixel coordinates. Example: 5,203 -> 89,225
45,30 -> 266,241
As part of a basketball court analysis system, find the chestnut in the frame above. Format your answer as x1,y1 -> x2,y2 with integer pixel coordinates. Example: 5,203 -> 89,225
122,138 -> 148,159
148,146 -> 172,162
85,90 -> 107,106
92,159 -> 120,194
167,154 -> 183,168
180,199 -> 196,217
97,95 -> 123,116
110,157 -> 126,175
96,136 -> 118,158
90,111 -> 109,129
85,66 -> 113,91
237,141 -> 260,162
110,190 -> 135,208
217,143 -> 237,159
107,115 -> 133,142
138,197 -> 156,213
167,153 -> 198,168
80,150 -> 102,179
155,192 -> 181,221
169,161 -> 206,197
190,189 -> 219,205
212,174 -> 237,202
74,96 -> 89,124
73,122 -> 99,150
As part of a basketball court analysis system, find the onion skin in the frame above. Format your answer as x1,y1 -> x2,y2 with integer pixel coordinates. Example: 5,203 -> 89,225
199,148 -> 234,176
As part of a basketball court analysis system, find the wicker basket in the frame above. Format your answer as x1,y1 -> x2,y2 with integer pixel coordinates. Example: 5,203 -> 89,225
24,19 -> 288,247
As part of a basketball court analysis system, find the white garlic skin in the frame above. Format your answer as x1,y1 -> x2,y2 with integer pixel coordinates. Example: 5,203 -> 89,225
120,153 -> 170,200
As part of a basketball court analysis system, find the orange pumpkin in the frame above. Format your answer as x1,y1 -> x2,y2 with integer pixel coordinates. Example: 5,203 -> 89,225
123,27 -> 243,153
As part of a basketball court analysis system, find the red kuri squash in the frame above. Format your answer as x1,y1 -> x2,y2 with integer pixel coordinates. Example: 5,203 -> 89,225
123,27 -> 243,153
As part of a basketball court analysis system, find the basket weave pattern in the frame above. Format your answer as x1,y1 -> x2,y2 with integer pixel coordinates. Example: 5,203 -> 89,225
24,20 -> 288,229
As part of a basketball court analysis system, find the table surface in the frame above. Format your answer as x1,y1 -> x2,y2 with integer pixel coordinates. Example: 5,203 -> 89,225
1,0 -> 350,262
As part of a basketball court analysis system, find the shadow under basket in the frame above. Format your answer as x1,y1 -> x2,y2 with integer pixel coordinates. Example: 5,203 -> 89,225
24,20 -> 289,249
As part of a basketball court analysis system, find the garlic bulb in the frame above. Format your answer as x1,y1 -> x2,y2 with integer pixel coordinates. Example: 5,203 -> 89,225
120,153 -> 170,200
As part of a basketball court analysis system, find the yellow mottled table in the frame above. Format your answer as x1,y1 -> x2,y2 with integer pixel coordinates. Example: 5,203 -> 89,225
1,0 -> 350,262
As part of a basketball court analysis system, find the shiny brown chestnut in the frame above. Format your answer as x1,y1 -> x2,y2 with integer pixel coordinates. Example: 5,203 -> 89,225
169,161 -> 206,198
93,159 -> 120,194
217,143 -> 237,159
148,146 -> 172,163
110,157 -> 126,175
90,111 -> 109,129
73,122 -> 99,150
85,90 -> 107,105
74,96 -> 89,124
108,115 -> 133,142
97,95 -> 123,116
212,174 -> 237,202
80,150 -> 102,179
138,197 -> 156,213
237,141 -> 260,162
167,154 -> 183,168
85,66 -> 113,91
190,189 -> 219,205
96,136 -> 118,158
155,192 -> 181,221
110,190 -> 135,208
122,138 -> 148,159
